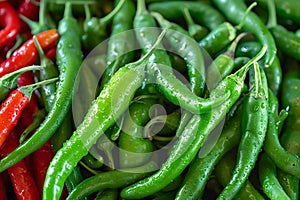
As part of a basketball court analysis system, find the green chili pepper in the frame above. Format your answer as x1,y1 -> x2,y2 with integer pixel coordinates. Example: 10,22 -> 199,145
134,0 -> 171,67
215,152 -> 265,200
182,7 -> 208,41
198,2 -> 256,58
0,3 -> 83,173
236,40 -> 282,96
65,165 -> 85,195
66,161 -> 158,200
148,1 -> 225,30
150,10 -> 206,140
51,111 -> 74,153
151,11 -> 205,96
42,30 -> 167,200
81,151 -> 103,170
270,25 -> 300,61
212,0 -> 277,67
199,22 -> 236,57
118,98 -> 156,168
120,46 -> 267,199
278,131 -> 300,200
81,0 -> 126,52
262,0 -> 300,62
33,36 -> 59,112
234,57 -> 251,71
281,72 -> 300,132
259,153 -> 290,200
99,0 -> 136,90
216,62 -> 269,200
175,101 -> 242,200
263,86 -> 300,179
254,0 -> 300,25
206,32 -> 247,90
147,61 -> 231,114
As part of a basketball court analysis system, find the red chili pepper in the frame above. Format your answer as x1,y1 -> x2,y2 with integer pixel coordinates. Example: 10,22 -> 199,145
31,140 -> 54,194
0,173 -> 7,200
17,0 -> 40,33
0,89 -> 29,148
15,71 -> 39,134
0,29 -> 59,78
45,46 -> 57,60
0,2 -> 21,49
0,130 -> 40,200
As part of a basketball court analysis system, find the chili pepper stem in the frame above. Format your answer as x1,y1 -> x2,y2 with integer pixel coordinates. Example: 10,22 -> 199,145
137,0 -> 147,16
84,4 -> 91,20
266,0 -> 277,28
129,28 -> 168,68
224,32 -> 249,58
233,45 -> 267,81
18,77 -> 58,99
236,2 -> 258,30
0,65 -> 44,89
99,0 -> 126,25
64,2 -> 73,18
33,35 -> 48,63
253,62 -> 263,98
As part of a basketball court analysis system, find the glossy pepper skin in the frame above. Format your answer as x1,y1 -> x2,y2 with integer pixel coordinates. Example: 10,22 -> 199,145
99,0 -> 136,90
216,64 -> 269,200
215,152 -> 265,200
259,153 -> 290,200
0,89 -> 29,148
0,5 -> 79,174
0,29 -> 59,78
0,130 -> 40,200
0,1 -> 21,49
67,161 -> 158,199
235,41 -> 282,96
175,103 -> 243,200
17,0 -> 40,33
148,1 -> 225,30
120,46 -> 267,200
118,98 -> 156,168
43,29 -> 167,200
212,0 -> 277,67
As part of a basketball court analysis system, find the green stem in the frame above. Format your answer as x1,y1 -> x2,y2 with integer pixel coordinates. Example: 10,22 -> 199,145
136,0 -> 147,16
236,2 -> 258,30
253,62 -> 262,98
33,35 -> 47,60
234,45 -> 267,80
18,77 -> 58,99
64,2 -> 73,18
39,0 -> 46,26
182,7 -> 195,27
0,65 -> 43,89
224,32 -> 249,58
99,0 -> 125,25
129,28 -> 167,68
84,4 -> 91,20
266,0 -> 277,28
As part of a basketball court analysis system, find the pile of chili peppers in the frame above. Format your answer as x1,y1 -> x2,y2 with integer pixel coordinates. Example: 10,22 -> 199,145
0,0 -> 300,199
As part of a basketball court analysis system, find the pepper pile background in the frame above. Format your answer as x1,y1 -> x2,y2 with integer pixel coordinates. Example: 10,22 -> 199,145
0,0 -> 300,199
